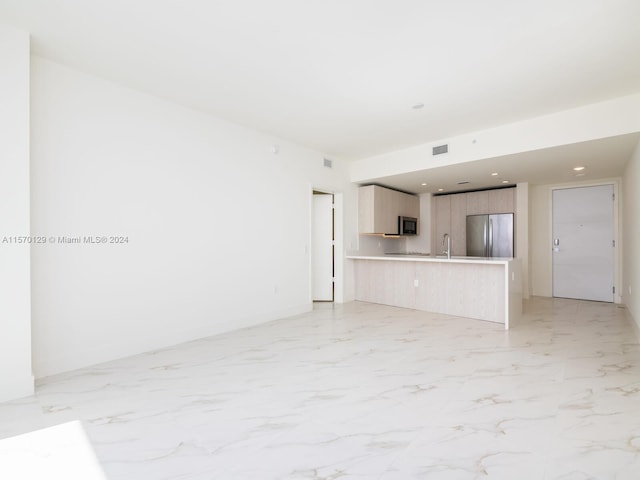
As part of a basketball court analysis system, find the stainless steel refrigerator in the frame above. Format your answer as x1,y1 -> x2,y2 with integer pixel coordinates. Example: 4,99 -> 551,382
466,213 -> 514,257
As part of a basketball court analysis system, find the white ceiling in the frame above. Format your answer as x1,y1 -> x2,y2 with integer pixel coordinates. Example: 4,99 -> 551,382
1,0 -> 640,184
369,133 -> 640,194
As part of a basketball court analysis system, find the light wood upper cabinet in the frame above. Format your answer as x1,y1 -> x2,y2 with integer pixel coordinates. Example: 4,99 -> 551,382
433,193 -> 466,255
401,193 -> 420,219
466,190 -> 489,215
450,193 -> 467,255
358,185 -> 419,234
434,195 -> 451,253
432,187 -> 516,255
488,188 -> 515,213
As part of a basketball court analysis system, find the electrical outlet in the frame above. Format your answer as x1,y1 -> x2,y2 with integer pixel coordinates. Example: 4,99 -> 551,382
414,279 -> 419,287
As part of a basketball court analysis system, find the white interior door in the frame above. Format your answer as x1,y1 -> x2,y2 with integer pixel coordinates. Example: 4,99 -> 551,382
552,185 -> 614,302
312,193 -> 333,301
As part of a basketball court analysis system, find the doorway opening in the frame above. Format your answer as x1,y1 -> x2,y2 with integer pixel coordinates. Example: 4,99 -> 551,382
312,191 -> 334,302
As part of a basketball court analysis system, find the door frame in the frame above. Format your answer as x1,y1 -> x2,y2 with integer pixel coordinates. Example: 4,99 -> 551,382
312,190 -> 334,302
549,180 -> 621,303
309,186 -> 344,304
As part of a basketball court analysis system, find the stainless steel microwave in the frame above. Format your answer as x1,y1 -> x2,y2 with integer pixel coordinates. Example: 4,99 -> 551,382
398,216 -> 418,235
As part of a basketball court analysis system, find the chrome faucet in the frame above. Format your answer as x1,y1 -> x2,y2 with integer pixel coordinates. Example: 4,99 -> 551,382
442,233 -> 451,259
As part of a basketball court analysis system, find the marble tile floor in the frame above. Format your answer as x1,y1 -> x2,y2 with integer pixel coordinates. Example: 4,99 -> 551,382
2,297 -> 640,479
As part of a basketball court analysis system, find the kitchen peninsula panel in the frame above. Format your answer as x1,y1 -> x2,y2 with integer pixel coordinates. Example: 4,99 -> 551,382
348,255 -> 522,329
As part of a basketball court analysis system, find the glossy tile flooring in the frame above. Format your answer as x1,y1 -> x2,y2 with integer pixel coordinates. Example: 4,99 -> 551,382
1,297 -> 640,479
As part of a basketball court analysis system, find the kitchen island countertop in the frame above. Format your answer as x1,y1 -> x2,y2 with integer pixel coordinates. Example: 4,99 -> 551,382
346,254 -> 514,265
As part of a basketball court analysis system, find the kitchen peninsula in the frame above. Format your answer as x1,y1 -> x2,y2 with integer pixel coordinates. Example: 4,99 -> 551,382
347,254 -> 522,329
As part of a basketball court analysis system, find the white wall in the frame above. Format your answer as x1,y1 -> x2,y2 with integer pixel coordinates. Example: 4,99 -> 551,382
530,178 -> 621,300
623,141 -> 640,325
0,25 -> 33,401
355,235 -> 406,256
530,184 -> 552,297
30,56 -> 357,378
516,183 -> 529,299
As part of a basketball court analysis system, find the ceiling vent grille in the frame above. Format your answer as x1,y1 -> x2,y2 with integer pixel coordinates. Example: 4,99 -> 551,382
432,144 -> 448,155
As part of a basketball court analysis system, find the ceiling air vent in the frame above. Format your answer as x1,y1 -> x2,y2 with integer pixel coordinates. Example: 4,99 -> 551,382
432,144 -> 448,156
323,158 -> 333,168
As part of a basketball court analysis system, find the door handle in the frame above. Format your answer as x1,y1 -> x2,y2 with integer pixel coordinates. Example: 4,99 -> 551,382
488,219 -> 493,257
554,238 -> 560,246
482,222 -> 487,257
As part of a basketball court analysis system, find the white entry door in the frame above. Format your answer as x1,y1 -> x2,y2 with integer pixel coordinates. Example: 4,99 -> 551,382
552,185 -> 614,302
312,193 -> 334,301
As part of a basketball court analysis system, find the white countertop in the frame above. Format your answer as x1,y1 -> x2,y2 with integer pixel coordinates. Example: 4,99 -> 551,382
346,253 -> 515,265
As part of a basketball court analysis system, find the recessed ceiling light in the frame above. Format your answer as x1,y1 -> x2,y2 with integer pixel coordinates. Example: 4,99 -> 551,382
437,188 -> 444,192
421,182 -> 427,186
502,180 -> 510,184
491,172 -> 499,176
412,103 -> 424,110
573,166 -> 586,171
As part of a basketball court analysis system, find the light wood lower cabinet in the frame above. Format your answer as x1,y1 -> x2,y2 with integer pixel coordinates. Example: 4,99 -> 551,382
354,260 -> 415,309
413,262 -> 504,322
353,258 -> 520,327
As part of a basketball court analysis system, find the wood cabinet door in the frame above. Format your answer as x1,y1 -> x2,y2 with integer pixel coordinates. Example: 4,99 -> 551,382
488,188 -> 515,213
358,185 -> 397,234
359,185 -> 420,235
434,195 -> 451,255
401,194 -> 420,218
358,185 -> 375,233
450,193 -> 467,255
466,190 -> 489,215
374,186 -> 398,234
